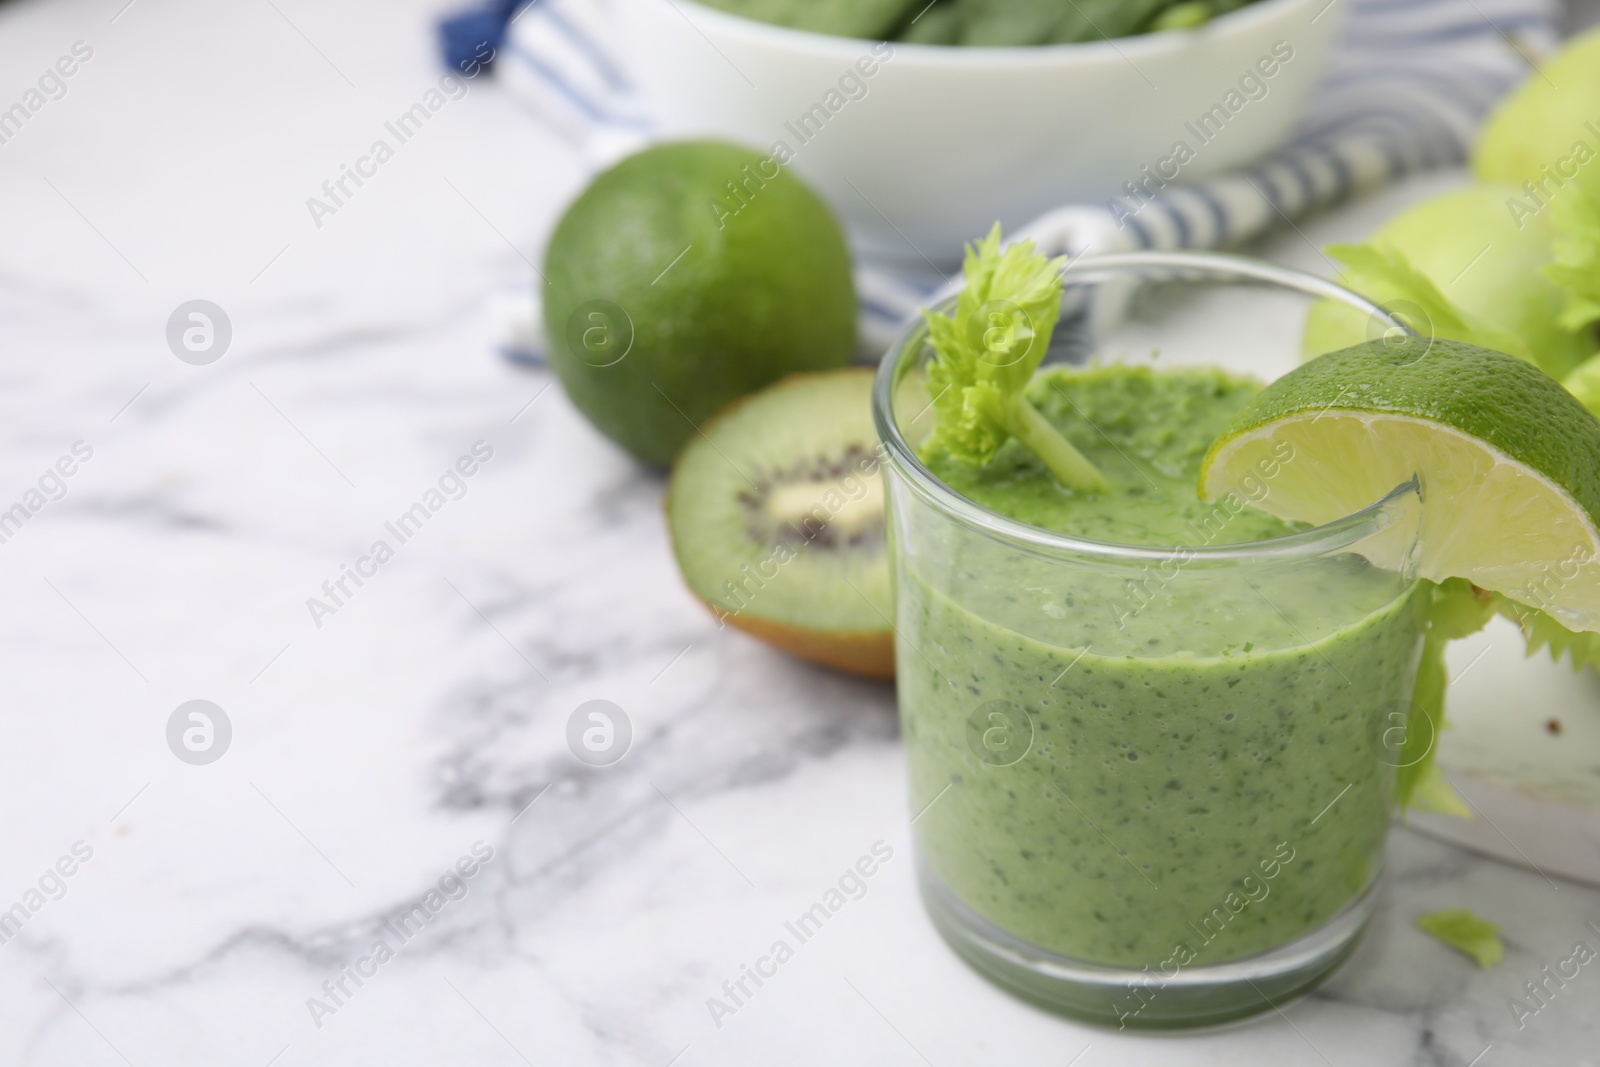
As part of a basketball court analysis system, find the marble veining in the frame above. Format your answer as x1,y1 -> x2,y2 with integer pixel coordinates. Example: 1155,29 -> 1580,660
0,0 -> 1596,1064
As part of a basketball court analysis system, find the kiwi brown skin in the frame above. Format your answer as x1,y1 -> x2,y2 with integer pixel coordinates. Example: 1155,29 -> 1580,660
664,369 -> 895,682
700,604 -> 895,681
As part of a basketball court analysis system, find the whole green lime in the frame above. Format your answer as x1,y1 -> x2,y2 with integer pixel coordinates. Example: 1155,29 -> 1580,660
543,141 -> 857,467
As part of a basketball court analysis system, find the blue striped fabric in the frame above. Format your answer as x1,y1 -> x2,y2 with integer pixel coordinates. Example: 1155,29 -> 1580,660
493,0 -> 1558,363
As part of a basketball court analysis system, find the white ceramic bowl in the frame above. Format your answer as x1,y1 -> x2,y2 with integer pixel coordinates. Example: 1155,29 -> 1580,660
614,0 -> 1344,263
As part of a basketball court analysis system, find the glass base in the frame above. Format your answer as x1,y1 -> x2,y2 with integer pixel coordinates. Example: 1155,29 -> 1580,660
918,859 -> 1376,1030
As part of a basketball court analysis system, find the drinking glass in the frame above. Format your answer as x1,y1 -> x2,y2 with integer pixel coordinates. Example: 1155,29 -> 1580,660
872,252 -> 1425,1029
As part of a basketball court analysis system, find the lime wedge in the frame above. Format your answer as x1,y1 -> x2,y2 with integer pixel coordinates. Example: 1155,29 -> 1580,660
1200,338 -> 1600,632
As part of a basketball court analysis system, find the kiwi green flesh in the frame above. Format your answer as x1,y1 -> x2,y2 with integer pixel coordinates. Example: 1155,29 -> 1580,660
666,370 -> 894,644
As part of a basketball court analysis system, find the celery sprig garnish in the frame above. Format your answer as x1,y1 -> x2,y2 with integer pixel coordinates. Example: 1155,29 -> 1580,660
920,225 -> 1109,491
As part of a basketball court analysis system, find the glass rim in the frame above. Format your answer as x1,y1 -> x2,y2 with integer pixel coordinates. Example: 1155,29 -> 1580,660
869,249 -> 1418,564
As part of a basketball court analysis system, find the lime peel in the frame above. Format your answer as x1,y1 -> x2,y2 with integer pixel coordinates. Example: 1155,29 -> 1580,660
1200,338 -> 1600,634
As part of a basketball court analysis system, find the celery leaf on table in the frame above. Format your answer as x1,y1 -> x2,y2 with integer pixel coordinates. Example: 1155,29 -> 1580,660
1418,909 -> 1504,969
921,225 -> 1109,491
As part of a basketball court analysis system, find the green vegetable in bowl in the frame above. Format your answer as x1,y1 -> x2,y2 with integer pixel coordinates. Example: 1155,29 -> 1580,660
917,0 -> 1174,46
692,0 -> 921,39
1150,1 -> 1230,33
695,0 -> 1261,44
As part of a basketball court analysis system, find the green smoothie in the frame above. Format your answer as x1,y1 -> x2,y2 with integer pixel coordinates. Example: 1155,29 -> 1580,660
900,364 -> 1425,970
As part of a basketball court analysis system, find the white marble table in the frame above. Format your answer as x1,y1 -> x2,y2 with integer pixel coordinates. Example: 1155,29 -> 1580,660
0,1 -> 1597,1065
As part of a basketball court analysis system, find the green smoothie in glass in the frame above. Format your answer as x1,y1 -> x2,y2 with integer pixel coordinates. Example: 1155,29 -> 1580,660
905,365 -> 1423,965
876,231 -> 1428,1027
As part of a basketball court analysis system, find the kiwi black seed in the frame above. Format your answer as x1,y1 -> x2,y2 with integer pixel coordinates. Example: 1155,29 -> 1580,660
666,369 -> 893,680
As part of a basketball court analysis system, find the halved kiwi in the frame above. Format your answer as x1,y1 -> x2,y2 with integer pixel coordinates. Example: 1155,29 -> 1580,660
665,369 -> 894,680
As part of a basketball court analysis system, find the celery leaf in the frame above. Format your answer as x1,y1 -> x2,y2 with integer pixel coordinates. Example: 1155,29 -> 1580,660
922,225 -> 1109,491
1544,168 -> 1600,333
1563,352 -> 1600,415
1396,579 -> 1496,815
1496,595 -> 1600,672
1326,243 -> 1534,364
1418,909 -> 1504,968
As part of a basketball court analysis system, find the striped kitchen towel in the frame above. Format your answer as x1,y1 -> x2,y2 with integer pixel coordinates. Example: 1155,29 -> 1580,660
481,0 -> 1559,363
